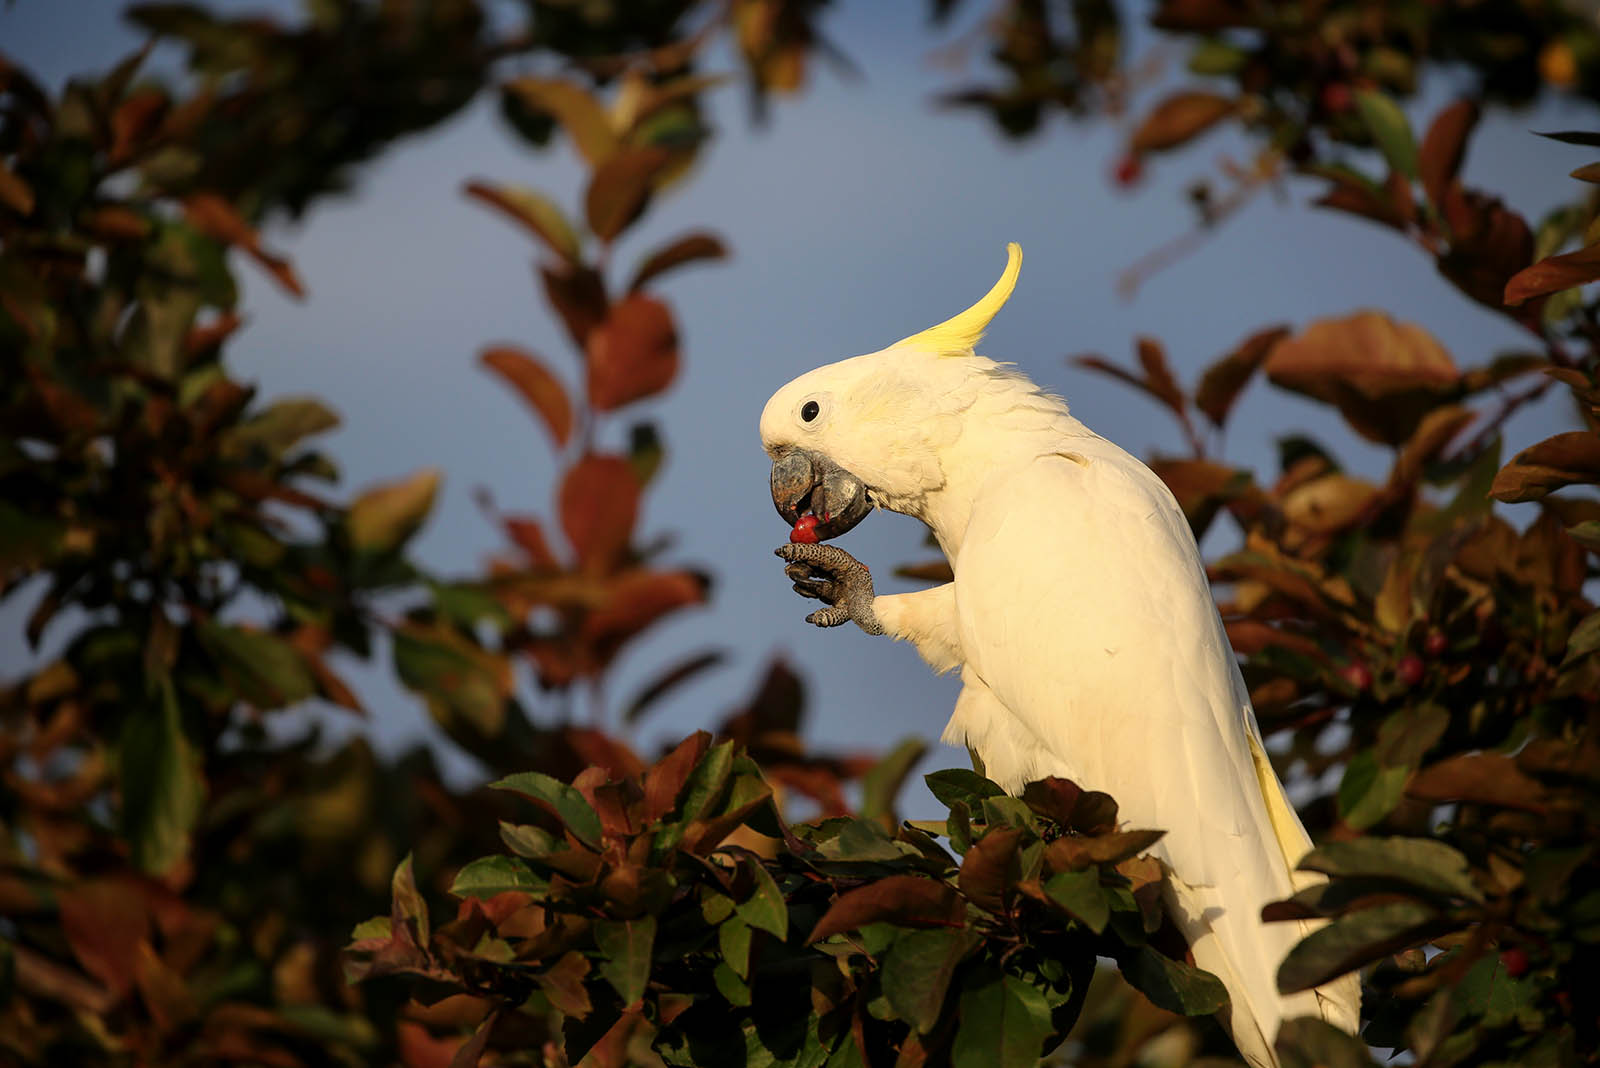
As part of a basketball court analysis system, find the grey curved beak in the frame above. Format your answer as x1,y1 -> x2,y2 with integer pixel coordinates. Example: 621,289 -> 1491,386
770,447 -> 874,541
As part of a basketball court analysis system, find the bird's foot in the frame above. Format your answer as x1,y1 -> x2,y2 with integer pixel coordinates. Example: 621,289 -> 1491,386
774,543 -> 883,635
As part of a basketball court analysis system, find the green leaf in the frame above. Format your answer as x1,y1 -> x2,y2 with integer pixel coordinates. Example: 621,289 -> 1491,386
391,854 -> 429,946
1562,608 -> 1600,667
227,397 -> 339,458
1375,705 -> 1450,768
925,768 -> 1004,811
1568,520 -> 1600,552
1337,750 -> 1410,831
392,626 -> 506,739
450,855 -> 546,899
1121,947 -> 1230,1016
593,916 -> 655,1006
490,771 -> 603,850
1356,89 -> 1419,180
719,916 -> 752,978
499,821 -> 559,858
860,738 -> 927,822
735,859 -> 788,940
712,961 -> 751,1006
950,972 -> 1052,1068
1044,869 -> 1110,934
197,622 -> 315,709
1298,837 -> 1483,903
1279,901 -> 1454,994
119,679 -> 204,874
0,502 -> 65,572
1276,1017 -> 1378,1068
1188,38 -> 1249,75
882,928 -> 979,1033
679,740 -> 735,822
349,916 -> 390,941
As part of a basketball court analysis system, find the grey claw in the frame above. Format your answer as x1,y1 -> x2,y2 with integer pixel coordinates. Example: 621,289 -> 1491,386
773,543 -> 882,635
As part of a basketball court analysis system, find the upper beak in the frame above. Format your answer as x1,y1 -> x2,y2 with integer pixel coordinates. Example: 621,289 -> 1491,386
770,447 -> 874,541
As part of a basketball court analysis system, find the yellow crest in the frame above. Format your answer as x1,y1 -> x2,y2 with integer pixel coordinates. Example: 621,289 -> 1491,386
892,242 -> 1022,356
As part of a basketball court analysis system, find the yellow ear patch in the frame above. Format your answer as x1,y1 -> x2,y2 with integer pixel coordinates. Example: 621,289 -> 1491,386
892,242 -> 1022,357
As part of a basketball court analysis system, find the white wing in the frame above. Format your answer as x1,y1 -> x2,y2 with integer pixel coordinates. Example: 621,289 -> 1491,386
950,443 -> 1356,1066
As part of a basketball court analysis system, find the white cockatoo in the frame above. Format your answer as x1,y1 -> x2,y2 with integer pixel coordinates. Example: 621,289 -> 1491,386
759,244 -> 1359,1067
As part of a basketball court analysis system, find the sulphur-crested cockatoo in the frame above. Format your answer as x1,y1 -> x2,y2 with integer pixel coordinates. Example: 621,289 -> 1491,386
759,245 -> 1359,1067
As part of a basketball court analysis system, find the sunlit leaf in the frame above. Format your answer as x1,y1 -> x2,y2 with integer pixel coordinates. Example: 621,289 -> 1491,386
464,180 -> 581,262
1355,89 -> 1419,180
480,345 -> 574,447
347,468 -> 441,554
491,771 -> 604,849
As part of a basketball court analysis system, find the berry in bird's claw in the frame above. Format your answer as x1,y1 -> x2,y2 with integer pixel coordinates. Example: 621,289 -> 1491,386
790,515 -> 820,544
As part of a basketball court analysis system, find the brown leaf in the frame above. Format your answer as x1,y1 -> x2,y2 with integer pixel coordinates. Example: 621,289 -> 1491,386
1407,753 -> 1548,812
1504,242 -> 1600,306
585,147 -> 674,243
1314,182 -> 1405,230
540,263 -> 609,350
559,455 -> 640,573
582,570 -> 706,663
503,77 -> 619,167
1045,829 -> 1167,870
586,294 -> 679,411
1418,99 -> 1479,210
1390,405 -> 1474,489
59,879 -> 150,999
1436,189 -> 1534,314
1490,431 -> 1600,503
537,953 -> 592,1017
1136,336 -> 1184,412
643,732 -> 711,822
182,193 -> 304,298
958,826 -> 1023,912
504,516 -> 560,569
1151,458 -> 1249,538
480,345 -> 574,447
463,181 -> 580,262
135,942 -> 196,1033
0,162 -> 36,215
1130,90 -> 1236,154
110,87 -> 169,164
808,875 -> 963,942
1020,778 -> 1084,826
627,231 -> 728,292
1195,325 -> 1288,427
1265,311 -> 1459,444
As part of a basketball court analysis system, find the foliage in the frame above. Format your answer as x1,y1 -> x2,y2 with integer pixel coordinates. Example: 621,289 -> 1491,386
345,736 -> 1229,1067
7,1 -> 1600,1067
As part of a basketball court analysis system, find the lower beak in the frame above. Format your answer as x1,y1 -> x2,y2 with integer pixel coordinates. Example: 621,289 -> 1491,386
770,447 -> 874,541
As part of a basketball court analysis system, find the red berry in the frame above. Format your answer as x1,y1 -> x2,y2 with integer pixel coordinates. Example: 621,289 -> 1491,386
1321,82 -> 1353,115
1423,630 -> 1448,657
1397,655 -> 1425,687
1500,947 -> 1530,978
789,514 -> 820,544
1114,153 -> 1144,187
1339,661 -> 1372,692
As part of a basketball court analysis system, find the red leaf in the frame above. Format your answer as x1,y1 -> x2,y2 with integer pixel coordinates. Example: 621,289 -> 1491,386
581,570 -> 706,662
586,294 -> 679,411
182,193 -> 304,298
958,826 -> 1023,912
627,231 -> 728,292
1419,99 -> 1479,210
504,515 -> 561,569
539,263 -> 609,350
480,345 -> 574,447
59,878 -> 150,999
1407,753 -> 1548,812
110,87 -> 169,164
807,875 -> 963,942
559,455 -> 640,573
643,732 -> 711,822
1504,242 -> 1600,307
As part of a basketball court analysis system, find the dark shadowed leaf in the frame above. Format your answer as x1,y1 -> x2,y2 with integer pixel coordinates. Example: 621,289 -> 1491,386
540,262 -> 609,349
585,294 -> 679,411
1136,336 -> 1184,413
623,652 -> 725,725
809,875 -> 963,942
1407,752 -> 1549,813
1020,777 -> 1084,825
1046,828 -> 1166,870
348,468 -> 441,553
1195,325 -> 1288,427
627,231 -> 728,291
391,854 -> 429,947
1504,243 -> 1600,306
59,880 -> 148,998
1044,869 -> 1109,934
1355,89 -> 1418,180
735,858 -> 788,939
883,928 -> 981,1034
925,768 -> 1004,810
1490,431 -> 1600,501
559,454 -> 640,573
1297,837 -> 1482,902
393,623 -> 509,739
1534,130 -> 1600,146
1276,1017 -> 1379,1068
1419,99 -> 1479,209
951,972 -> 1053,1068
860,737 -> 928,822
463,181 -> 581,262
492,771 -> 604,849
1337,750 -> 1410,831
197,621 -> 315,709
959,827 -> 1023,912
1122,947 -> 1229,1015
183,192 -> 304,297
595,917 -> 656,1005
480,346 -> 574,447
1130,90 -> 1235,153
1278,901 -> 1451,993
118,681 -> 205,874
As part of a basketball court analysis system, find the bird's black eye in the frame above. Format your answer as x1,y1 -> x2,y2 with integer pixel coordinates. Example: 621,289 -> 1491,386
801,400 -> 820,423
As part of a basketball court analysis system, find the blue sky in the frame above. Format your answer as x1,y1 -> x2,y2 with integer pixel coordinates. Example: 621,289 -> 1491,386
4,1 -> 1586,804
